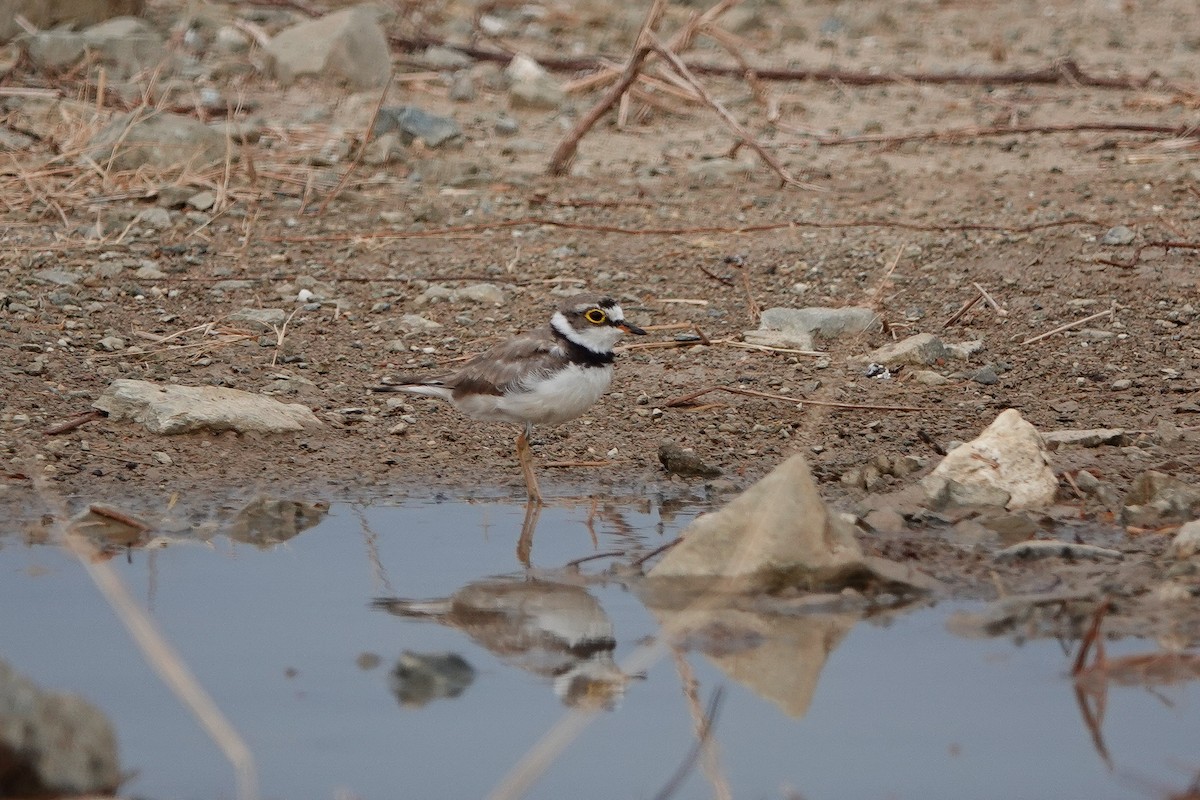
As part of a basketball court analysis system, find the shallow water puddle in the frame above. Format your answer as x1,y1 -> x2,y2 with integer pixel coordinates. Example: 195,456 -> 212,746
2,494 -> 1199,800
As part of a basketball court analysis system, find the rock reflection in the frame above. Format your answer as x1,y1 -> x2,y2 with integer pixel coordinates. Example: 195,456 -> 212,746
643,597 -> 860,718
226,497 -> 329,547
389,651 -> 476,708
374,578 -> 631,709
17,495 -> 332,553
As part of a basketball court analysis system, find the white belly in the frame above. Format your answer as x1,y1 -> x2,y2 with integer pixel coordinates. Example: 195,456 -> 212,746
456,364 -> 613,427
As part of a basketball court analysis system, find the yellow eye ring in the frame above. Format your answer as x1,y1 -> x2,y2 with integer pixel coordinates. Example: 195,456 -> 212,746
585,308 -> 607,324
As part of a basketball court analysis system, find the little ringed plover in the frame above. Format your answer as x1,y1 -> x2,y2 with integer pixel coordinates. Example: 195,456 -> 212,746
374,294 -> 645,502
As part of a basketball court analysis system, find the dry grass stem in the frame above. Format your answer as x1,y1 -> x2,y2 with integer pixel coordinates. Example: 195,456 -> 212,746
1021,306 -> 1115,345
647,31 -> 817,190
31,471 -> 259,800
315,73 -> 394,215
547,0 -> 667,175
972,282 -> 1006,314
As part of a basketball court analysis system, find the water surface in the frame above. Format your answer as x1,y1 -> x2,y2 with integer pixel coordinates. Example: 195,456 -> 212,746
1,494 -> 1197,799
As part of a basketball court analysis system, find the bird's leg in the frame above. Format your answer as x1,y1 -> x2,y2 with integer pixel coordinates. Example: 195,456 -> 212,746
516,424 -> 543,505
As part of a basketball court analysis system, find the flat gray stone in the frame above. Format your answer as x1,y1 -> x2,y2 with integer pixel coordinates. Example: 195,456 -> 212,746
229,308 -> 287,329
1101,224 -> 1136,245
374,106 -> 463,149
1043,428 -> 1128,450
85,111 -> 228,171
993,540 -> 1123,563
94,379 -> 323,434
861,332 -> 952,367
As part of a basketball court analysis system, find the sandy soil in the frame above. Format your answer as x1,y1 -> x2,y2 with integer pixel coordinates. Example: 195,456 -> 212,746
2,0 -> 1199,636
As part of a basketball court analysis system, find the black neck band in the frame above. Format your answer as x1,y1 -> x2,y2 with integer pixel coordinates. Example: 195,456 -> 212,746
553,327 -> 615,367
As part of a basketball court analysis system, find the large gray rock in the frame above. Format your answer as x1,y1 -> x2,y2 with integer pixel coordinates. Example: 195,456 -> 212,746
0,0 -> 143,42
23,16 -> 164,75
85,110 -> 228,171
0,659 -> 120,795
94,379 -> 323,434
922,409 -> 1058,510
267,5 -> 391,89
745,306 -> 880,350
651,455 -> 865,587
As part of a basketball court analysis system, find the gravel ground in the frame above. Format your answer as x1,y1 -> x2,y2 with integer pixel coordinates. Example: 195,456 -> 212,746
2,0 -> 1199,639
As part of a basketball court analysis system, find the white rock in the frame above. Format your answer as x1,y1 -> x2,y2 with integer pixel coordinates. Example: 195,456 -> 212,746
922,409 -> 1057,510
1168,519 -> 1200,559
94,379 -> 323,434
504,53 -> 564,110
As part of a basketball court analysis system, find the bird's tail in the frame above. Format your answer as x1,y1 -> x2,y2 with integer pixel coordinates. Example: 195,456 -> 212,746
369,381 -> 452,399
372,596 -> 453,618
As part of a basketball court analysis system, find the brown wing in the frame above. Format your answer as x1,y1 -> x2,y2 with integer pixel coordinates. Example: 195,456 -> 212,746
444,327 -> 569,398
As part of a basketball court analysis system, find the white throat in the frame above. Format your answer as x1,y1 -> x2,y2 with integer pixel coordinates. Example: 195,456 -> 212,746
551,310 -> 624,354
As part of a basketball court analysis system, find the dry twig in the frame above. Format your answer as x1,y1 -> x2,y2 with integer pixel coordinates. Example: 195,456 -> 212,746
1021,307 -> 1115,345
665,385 -> 929,413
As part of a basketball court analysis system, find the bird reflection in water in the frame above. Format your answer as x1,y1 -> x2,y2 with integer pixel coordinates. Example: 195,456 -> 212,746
374,577 -> 633,709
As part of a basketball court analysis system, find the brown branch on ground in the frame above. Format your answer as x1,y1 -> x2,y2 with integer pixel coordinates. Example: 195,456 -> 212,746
263,214 -> 1100,245
546,0 -> 667,175
44,410 -> 104,435
664,385 -> 930,413
1095,240 -> 1200,268
799,121 -> 1200,147
313,73 -> 393,216
647,31 -> 816,190
631,537 -> 682,568
385,30 -> 1193,95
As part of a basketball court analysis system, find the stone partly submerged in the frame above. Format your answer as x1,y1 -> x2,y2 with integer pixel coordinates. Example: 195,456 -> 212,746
646,453 -> 939,595
0,658 -> 120,795
922,408 -> 1058,510
638,453 -> 936,717
94,379 -> 323,434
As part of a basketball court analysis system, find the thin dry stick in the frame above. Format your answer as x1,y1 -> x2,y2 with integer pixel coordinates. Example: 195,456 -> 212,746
43,409 -> 105,435
805,121 -> 1200,147
547,0 -> 667,175
1021,307 -> 1115,345
315,73 -> 394,215
263,214 -> 1099,245
647,31 -> 817,190
33,473 -> 259,800
972,282 -> 1006,314
942,292 -> 982,328
1095,239 -> 1200,268
665,385 -> 930,412
655,663 -> 729,800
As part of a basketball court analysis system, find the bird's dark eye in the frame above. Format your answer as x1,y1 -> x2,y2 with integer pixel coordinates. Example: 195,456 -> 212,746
585,308 -> 607,324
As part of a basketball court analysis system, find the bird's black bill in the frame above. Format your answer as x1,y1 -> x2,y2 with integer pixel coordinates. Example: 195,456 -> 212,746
617,321 -> 647,335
